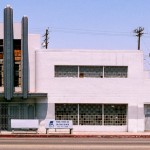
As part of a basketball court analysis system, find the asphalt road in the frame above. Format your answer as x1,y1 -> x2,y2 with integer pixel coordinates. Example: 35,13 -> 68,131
0,138 -> 150,150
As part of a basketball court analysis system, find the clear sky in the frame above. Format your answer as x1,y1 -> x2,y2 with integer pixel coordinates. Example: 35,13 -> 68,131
0,0 -> 150,57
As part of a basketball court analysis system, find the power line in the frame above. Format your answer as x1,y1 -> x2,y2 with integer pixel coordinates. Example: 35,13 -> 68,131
30,26 -> 150,38
50,27 -> 133,36
30,26 -> 133,36
51,30 -> 133,36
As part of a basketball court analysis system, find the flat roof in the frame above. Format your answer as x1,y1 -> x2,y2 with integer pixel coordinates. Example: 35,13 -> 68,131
36,49 -> 143,53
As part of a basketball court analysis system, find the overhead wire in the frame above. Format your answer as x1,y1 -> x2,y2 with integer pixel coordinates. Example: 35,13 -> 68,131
142,39 -> 150,70
49,27 -> 134,37
30,26 -> 150,38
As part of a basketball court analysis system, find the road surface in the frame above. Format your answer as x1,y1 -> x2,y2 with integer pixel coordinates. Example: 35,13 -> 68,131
0,138 -> 150,150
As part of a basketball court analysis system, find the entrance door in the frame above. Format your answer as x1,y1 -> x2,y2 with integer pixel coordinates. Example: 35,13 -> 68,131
0,104 -> 8,130
144,105 -> 150,131
0,103 -> 35,130
28,105 -> 34,119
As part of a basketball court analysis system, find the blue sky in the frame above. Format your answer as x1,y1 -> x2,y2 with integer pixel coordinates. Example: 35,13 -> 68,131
0,0 -> 150,57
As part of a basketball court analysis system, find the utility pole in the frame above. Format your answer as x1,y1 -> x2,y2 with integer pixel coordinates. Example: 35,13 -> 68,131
134,27 -> 144,50
42,28 -> 49,49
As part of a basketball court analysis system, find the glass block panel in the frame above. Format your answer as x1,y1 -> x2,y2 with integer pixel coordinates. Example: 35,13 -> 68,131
55,66 -> 78,77
79,104 -> 102,125
55,104 -> 78,125
79,66 -> 103,78
104,66 -> 128,78
104,104 -> 127,125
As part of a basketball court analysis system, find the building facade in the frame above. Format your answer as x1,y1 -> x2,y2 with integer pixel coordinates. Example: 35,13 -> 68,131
0,6 -> 47,131
0,6 -> 150,132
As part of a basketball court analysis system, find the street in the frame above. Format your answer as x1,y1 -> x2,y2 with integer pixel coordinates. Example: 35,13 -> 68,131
0,138 -> 150,150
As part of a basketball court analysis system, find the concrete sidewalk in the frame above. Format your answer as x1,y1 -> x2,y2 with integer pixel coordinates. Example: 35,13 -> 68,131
0,131 -> 150,138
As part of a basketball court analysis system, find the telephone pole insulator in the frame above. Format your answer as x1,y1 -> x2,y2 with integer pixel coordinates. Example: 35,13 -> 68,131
134,27 -> 144,50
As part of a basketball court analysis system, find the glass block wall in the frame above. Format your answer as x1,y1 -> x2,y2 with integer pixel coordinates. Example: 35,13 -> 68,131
55,104 -> 127,126
79,66 -> 103,78
104,104 -> 127,125
79,104 -> 102,125
55,104 -> 78,125
104,66 -> 128,78
55,65 -> 128,78
55,66 -> 78,77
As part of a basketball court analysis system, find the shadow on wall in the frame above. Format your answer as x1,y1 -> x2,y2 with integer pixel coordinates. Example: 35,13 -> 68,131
35,99 -> 48,123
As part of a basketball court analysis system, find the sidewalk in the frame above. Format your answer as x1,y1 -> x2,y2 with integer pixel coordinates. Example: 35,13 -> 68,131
1,131 -> 150,138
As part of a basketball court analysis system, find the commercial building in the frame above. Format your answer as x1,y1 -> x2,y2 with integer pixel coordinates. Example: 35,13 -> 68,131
0,6 -> 150,133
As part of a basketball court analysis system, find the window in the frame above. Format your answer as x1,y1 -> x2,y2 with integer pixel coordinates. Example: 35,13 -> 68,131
55,104 -> 127,126
55,66 -> 78,77
0,64 -> 3,86
79,66 -> 103,78
14,40 -> 21,87
0,40 -> 3,53
79,104 -> 102,125
13,39 -> 21,50
55,65 -> 128,78
14,63 -> 21,87
55,104 -> 78,125
9,105 -> 20,119
104,66 -> 127,78
0,40 -> 3,46
9,103 -> 34,119
104,104 -> 127,125
14,39 -> 21,62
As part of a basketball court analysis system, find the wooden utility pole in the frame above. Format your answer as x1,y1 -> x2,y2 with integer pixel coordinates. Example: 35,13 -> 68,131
134,27 -> 144,50
42,28 -> 49,49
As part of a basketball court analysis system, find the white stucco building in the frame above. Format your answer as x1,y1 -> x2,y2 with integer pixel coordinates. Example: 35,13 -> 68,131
0,6 -> 150,133
35,48 -> 150,132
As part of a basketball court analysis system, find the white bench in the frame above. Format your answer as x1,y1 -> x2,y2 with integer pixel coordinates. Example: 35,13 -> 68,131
11,119 -> 39,134
45,120 -> 73,134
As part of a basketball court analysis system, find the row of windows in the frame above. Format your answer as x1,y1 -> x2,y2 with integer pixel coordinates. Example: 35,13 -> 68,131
0,64 -> 128,87
0,39 -> 21,52
0,63 -> 21,87
0,40 -> 3,53
55,66 -> 128,78
0,39 -> 21,87
55,104 -> 127,126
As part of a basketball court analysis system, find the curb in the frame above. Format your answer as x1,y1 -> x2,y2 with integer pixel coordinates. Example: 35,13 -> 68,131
1,134 -> 150,138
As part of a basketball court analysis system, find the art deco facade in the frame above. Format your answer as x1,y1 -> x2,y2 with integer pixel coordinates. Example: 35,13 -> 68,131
0,6 -> 150,133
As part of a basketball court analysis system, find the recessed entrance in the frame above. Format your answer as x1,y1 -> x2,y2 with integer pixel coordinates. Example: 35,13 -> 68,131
0,103 -> 35,130
144,104 -> 150,131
